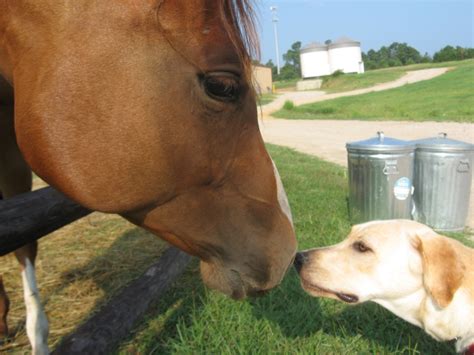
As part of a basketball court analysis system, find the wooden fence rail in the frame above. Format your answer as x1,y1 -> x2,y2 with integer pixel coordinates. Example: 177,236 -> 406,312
1,186 -> 192,352
53,247 -> 192,354
0,187 -> 91,256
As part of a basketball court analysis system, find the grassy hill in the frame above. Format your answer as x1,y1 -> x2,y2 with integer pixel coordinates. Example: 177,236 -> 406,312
272,59 -> 474,122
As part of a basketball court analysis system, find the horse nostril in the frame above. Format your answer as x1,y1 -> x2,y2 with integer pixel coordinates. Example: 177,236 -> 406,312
293,252 -> 306,273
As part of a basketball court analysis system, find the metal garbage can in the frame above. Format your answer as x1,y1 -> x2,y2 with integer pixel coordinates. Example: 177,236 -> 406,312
413,133 -> 474,231
347,132 -> 415,224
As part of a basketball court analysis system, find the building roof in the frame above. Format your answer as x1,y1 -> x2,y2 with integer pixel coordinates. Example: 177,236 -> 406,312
301,37 -> 361,54
302,42 -> 326,50
329,36 -> 360,48
301,42 -> 328,54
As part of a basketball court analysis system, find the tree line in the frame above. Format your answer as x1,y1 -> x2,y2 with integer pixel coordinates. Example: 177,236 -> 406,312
363,43 -> 474,70
263,42 -> 474,81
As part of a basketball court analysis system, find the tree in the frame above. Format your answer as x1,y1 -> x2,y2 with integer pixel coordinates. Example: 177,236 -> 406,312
265,59 -> 278,78
282,41 -> 302,79
433,45 -> 474,62
433,45 -> 457,62
362,42 -> 424,69
273,63 -> 298,81
421,52 -> 431,63
387,42 -> 422,65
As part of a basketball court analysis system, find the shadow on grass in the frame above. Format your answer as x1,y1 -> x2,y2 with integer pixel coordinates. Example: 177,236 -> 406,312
117,260 -> 207,354
56,228 -> 166,297
29,226 -> 168,349
249,269 -> 455,354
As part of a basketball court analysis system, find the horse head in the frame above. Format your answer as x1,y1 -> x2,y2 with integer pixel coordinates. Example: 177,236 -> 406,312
3,0 -> 297,299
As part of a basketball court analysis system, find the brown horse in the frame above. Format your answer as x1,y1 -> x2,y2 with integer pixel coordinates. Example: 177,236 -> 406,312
0,0 -> 297,353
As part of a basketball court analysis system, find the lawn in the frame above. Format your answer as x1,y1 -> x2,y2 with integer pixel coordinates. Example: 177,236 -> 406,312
273,78 -> 299,90
272,59 -> 474,122
117,144 -> 472,354
258,93 -> 279,105
272,59 -> 470,94
273,69 -> 404,94
320,68 -> 404,93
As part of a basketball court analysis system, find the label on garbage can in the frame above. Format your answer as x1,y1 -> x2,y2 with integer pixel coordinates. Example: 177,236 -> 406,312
394,177 -> 411,200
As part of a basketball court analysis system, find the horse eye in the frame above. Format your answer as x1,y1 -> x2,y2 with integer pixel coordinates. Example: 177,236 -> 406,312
202,73 -> 241,102
353,241 -> 371,253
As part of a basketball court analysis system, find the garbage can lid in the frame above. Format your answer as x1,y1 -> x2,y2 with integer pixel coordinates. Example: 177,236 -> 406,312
414,133 -> 474,152
346,131 -> 415,153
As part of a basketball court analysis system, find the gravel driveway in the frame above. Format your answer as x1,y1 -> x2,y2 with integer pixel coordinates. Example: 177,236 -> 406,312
260,68 -> 474,229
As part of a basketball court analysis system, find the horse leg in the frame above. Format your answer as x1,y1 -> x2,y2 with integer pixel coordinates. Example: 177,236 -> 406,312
15,244 -> 49,355
0,190 -> 10,338
0,275 -> 10,338
0,97 -> 49,354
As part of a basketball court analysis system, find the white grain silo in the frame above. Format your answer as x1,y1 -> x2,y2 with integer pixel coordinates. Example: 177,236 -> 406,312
328,36 -> 364,74
300,42 -> 331,78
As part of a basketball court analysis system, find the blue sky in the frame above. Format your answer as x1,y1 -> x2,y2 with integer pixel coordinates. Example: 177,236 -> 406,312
256,0 -> 474,64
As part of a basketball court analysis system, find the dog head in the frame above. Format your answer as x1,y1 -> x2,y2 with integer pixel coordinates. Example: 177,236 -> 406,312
295,220 -> 465,309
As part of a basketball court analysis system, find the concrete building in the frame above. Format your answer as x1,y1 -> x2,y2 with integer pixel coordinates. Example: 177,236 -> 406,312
252,64 -> 273,94
300,37 -> 364,79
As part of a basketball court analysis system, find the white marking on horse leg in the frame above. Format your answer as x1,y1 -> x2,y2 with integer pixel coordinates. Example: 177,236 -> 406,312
271,160 -> 293,227
21,258 -> 49,355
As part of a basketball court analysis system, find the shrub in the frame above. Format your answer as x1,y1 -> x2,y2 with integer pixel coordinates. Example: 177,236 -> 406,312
283,100 -> 295,110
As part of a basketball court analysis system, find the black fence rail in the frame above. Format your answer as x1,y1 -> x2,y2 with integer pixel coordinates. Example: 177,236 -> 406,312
0,186 -> 192,352
0,187 -> 91,255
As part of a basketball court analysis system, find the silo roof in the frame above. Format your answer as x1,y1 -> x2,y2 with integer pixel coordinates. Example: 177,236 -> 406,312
301,42 -> 328,53
329,36 -> 360,49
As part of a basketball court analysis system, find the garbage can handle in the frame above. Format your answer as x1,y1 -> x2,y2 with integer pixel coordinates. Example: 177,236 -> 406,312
377,131 -> 384,142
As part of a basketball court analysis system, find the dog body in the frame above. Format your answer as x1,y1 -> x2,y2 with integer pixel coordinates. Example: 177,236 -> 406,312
295,220 -> 474,353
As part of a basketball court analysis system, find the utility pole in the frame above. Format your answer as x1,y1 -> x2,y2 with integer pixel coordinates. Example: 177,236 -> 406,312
270,6 -> 280,75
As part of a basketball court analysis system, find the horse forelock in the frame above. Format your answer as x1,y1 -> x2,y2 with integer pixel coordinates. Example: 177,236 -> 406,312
156,0 -> 259,79
219,0 -> 260,74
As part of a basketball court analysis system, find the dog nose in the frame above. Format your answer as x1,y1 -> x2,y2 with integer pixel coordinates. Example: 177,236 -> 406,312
293,251 -> 307,273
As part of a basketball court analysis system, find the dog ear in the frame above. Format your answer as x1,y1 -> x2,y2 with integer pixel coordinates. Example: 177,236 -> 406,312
415,234 -> 465,308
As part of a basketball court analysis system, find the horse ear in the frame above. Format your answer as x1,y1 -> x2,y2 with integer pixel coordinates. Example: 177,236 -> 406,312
414,233 -> 465,308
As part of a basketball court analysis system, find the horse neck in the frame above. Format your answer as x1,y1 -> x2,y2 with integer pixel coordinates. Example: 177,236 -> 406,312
0,1 -> 52,82
0,1 -> 102,81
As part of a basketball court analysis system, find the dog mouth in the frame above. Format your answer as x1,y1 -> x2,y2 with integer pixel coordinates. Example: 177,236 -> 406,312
301,279 -> 359,304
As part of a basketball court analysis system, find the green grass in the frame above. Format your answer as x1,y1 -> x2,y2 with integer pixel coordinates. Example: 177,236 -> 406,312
273,60 -> 474,122
116,145 -> 472,354
273,60 -> 472,94
258,93 -> 278,105
274,78 -> 299,90
321,68 -> 404,93
392,58 -> 473,71
273,69 -> 404,94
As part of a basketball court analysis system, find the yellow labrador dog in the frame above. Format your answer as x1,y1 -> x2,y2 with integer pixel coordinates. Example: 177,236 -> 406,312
294,220 -> 474,354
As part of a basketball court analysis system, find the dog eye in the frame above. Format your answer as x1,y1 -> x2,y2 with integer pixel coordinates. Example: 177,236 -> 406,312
202,72 -> 241,102
353,241 -> 371,253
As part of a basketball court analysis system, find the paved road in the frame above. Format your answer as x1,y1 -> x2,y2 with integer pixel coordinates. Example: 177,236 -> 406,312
260,68 -> 474,230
